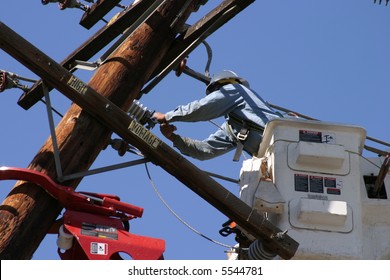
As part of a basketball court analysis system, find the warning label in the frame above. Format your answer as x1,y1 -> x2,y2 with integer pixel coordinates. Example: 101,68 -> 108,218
294,174 -> 342,195
299,130 -> 322,143
294,174 -> 309,192
128,121 -> 161,149
67,75 -> 87,95
309,176 -> 324,193
81,223 -> 118,240
299,130 -> 336,144
90,242 -> 108,255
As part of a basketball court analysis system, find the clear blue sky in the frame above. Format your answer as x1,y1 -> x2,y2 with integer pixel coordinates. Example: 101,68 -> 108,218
0,0 -> 389,260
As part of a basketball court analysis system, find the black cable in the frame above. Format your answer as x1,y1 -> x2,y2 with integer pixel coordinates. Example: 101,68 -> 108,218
144,162 -> 234,250
39,99 -> 64,118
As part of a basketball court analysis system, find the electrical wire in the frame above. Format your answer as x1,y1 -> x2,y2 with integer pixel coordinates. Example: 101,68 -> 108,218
39,99 -> 64,118
144,162 -> 234,250
349,150 -> 385,170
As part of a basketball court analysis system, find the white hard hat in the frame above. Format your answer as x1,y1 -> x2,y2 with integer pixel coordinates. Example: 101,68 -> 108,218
206,70 -> 249,94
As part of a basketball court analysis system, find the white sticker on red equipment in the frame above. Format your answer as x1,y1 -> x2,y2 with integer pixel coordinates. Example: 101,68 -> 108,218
90,242 -> 108,255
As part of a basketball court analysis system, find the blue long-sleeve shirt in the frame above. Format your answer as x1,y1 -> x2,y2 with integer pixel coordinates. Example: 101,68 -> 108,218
164,83 -> 280,160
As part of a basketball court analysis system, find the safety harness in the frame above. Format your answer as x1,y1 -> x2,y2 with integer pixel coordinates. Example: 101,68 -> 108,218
228,112 -> 265,161
210,78 -> 267,161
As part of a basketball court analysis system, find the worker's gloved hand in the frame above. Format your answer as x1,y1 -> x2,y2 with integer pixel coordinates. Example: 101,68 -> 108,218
153,112 -> 167,124
160,123 -> 177,141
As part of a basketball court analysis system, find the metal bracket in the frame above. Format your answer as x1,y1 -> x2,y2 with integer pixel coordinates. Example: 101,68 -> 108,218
73,60 -> 101,71
42,83 -> 149,182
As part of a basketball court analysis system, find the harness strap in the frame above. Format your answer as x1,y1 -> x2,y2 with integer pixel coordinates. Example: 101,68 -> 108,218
228,112 -> 264,133
232,127 -> 249,161
227,113 -> 266,161
206,79 -> 241,94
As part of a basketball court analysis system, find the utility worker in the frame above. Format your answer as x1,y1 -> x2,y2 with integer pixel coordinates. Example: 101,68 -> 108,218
153,70 -> 281,161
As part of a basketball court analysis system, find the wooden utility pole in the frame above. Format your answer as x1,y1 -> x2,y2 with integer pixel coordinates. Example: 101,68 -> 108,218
0,0 -> 206,259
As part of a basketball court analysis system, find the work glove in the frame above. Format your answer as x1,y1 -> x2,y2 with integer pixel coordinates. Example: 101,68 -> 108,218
160,123 -> 177,141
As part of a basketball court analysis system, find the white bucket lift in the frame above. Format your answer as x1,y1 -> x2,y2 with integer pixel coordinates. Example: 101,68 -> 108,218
240,118 -> 390,259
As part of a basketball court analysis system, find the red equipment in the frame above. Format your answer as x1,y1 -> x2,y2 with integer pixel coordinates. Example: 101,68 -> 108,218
0,167 -> 165,260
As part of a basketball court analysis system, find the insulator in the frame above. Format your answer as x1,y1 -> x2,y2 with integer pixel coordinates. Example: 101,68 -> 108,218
248,240 -> 276,260
0,70 -> 35,93
0,71 -> 19,93
59,0 -> 78,10
0,71 -> 9,92
56,225 -> 74,251
59,0 -> 89,11
41,0 -> 89,11
175,58 -> 187,77
128,100 -> 145,121
128,100 -> 157,129
374,0 -> 389,5
41,0 -> 58,5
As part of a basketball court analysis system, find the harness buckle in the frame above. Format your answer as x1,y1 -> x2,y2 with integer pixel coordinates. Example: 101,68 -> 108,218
233,128 -> 249,162
237,128 -> 249,141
